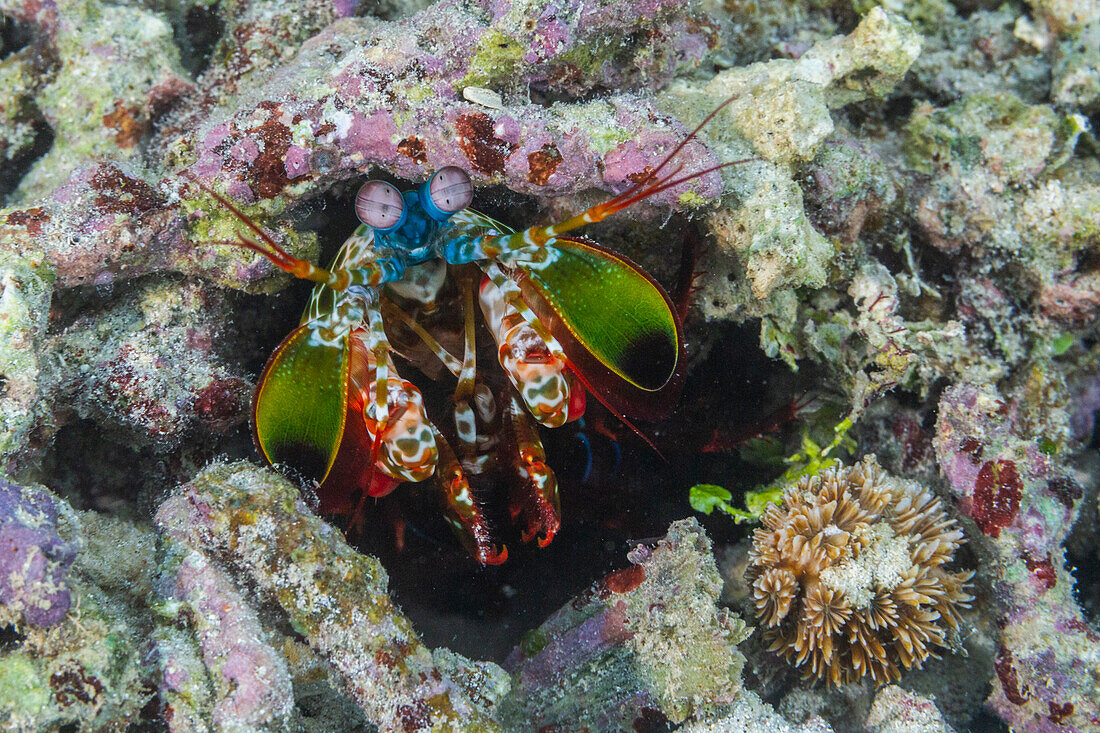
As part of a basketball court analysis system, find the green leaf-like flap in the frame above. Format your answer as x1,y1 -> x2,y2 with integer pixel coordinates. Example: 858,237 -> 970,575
253,325 -> 350,485
514,237 -> 684,420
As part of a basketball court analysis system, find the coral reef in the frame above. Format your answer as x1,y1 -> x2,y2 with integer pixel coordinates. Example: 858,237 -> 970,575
0,251 -> 53,471
1,460 -> 798,731
0,500 -> 158,731
745,456 -> 973,686
683,7 -> 922,305
16,0 -> 191,202
0,271 -> 251,486
49,279 -> 252,446
865,686 -> 956,733
680,691 -> 834,733
155,543 -> 296,731
1052,22 -> 1100,109
0,0 -> 1099,729
0,477 -> 78,627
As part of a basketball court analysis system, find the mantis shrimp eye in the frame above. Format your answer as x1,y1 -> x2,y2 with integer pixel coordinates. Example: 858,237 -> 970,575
420,166 -> 472,221
356,180 -> 407,231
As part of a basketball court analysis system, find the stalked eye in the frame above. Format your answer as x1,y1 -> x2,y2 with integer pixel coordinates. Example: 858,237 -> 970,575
420,166 -> 472,221
355,180 -> 406,231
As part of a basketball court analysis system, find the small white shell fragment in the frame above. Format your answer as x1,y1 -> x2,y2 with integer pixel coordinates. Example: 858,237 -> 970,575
463,86 -> 503,110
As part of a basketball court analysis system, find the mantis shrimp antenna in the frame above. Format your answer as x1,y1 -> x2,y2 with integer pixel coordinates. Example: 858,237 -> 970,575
187,175 -> 350,289
489,93 -> 754,254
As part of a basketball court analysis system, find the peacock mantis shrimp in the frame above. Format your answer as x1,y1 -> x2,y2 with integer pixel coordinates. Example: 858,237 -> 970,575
193,97 -> 744,564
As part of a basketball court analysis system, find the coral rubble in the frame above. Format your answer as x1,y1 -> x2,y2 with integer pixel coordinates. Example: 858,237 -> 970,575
158,460 -> 507,732
0,251 -> 52,472
0,492 -> 158,731
0,477 -> 77,627
865,686 -> 956,733
500,518 -> 750,730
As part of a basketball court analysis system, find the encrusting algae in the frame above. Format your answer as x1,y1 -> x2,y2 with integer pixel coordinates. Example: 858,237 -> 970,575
745,456 -> 974,686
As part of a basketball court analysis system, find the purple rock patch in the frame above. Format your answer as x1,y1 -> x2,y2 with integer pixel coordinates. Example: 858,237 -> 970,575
0,479 -> 78,627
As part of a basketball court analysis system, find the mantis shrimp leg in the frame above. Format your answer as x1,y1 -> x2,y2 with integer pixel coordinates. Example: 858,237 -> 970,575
432,423 -> 508,565
379,294 -> 506,562
502,391 -> 560,546
478,270 -> 574,546
451,273 -> 480,462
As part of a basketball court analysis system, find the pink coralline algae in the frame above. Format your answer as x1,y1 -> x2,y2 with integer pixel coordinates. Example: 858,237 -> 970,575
156,544 -> 295,730
0,478 -> 78,627
935,383 -> 1100,732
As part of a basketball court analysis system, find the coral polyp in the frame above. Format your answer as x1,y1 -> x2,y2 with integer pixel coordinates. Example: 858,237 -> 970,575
745,456 -> 974,686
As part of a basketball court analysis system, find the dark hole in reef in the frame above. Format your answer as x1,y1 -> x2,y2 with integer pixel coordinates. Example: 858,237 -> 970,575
131,693 -> 171,732
58,724 -> 79,733
869,238 -> 959,324
0,623 -> 25,652
0,115 -> 53,204
292,678 -> 371,731
1076,244 -> 1100,276
949,0 -> 1000,18
633,707 -> 677,732
950,535 -> 981,580
528,73 -> 620,108
845,90 -> 915,130
354,319 -> 809,663
40,418 -> 244,519
970,709 -> 1012,733
881,92 -> 915,124
1067,539 -> 1100,624
1065,462 -> 1100,624
42,419 -> 170,515
0,14 -> 33,60
179,1 -> 223,77
463,182 -> 541,227
826,3 -> 861,35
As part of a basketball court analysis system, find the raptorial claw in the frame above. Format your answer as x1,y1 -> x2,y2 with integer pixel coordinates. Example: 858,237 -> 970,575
364,385 -> 439,482
480,277 -> 574,428
480,545 -> 509,565
350,334 -> 440,485
519,518 -> 558,547
514,458 -> 560,547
